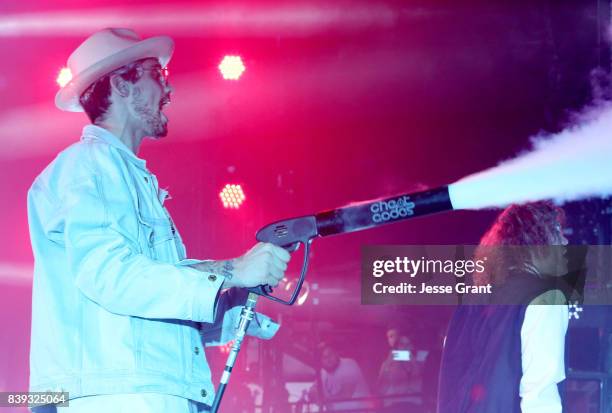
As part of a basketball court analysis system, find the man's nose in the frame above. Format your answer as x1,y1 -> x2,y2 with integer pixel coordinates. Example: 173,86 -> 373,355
164,82 -> 174,96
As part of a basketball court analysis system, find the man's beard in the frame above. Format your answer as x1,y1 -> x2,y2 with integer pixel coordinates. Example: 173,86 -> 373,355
134,100 -> 168,138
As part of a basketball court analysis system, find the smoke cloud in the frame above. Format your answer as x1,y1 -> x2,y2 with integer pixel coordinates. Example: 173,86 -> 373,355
449,104 -> 612,210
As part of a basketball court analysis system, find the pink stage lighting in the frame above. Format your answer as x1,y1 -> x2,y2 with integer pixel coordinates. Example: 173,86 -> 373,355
56,67 -> 72,87
218,55 -> 245,80
219,340 -> 234,354
219,184 -> 246,209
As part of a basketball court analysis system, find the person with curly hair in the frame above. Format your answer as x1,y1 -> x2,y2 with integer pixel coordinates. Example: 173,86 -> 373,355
437,201 -> 569,413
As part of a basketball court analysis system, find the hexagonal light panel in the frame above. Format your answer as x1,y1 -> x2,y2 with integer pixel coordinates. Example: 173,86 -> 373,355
218,55 -> 245,80
219,184 -> 246,209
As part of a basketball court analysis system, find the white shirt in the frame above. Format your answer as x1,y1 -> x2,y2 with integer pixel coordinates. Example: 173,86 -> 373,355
519,303 -> 569,413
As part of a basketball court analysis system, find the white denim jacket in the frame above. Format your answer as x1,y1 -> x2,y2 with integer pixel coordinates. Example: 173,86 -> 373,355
27,125 -> 278,406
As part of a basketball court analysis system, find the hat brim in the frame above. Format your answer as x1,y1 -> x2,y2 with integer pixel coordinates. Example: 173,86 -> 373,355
55,35 -> 174,112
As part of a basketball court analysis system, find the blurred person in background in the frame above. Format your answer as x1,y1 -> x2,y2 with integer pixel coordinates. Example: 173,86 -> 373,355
304,341 -> 372,412
377,326 -> 422,412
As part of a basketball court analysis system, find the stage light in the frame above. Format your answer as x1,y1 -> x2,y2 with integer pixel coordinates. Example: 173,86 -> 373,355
218,55 -> 245,80
56,67 -> 72,87
219,184 -> 246,209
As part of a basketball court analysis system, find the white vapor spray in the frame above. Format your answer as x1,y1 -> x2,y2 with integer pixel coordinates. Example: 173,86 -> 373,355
448,105 -> 612,210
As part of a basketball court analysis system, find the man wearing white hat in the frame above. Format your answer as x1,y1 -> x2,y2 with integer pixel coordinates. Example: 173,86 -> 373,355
28,28 -> 290,412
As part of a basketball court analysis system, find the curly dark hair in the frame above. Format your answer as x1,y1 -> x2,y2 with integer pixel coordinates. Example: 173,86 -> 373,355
473,201 -> 565,286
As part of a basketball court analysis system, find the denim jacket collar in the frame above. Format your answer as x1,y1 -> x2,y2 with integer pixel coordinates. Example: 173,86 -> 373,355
81,124 -> 147,170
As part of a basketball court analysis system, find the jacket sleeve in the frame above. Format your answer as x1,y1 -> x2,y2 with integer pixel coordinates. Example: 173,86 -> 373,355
199,286 -> 280,346
56,174 -> 224,322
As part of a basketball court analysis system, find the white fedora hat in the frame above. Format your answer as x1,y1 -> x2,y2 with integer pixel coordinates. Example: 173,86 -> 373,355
55,28 -> 174,112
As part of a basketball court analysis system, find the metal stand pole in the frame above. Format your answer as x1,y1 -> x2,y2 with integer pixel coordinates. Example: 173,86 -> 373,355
210,292 -> 259,413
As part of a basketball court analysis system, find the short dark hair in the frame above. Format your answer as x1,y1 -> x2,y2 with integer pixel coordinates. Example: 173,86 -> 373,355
78,59 -> 146,124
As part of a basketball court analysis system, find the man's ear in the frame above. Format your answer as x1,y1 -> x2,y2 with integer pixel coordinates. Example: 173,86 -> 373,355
109,74 -> 130,98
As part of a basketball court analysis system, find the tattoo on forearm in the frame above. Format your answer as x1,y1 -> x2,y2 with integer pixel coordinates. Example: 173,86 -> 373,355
221,260 -> 234,279
199,260 -> 234,280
